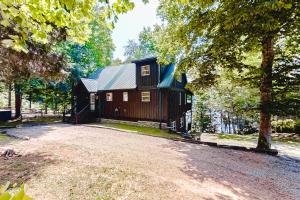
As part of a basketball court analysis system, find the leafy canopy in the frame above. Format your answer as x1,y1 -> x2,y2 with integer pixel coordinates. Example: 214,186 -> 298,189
157,0 -> 300,85
124,27 -> 158,61
0,0 -> 141,53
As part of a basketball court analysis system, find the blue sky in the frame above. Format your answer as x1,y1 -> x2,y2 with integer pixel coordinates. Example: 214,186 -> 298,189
112,0 -> 160,60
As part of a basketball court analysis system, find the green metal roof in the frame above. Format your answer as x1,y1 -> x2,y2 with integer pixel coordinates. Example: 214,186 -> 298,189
158,63 -> 175,88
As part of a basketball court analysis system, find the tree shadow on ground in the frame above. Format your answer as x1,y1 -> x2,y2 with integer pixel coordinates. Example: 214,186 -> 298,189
162,141 -> 300,200
0,152 -> 57,186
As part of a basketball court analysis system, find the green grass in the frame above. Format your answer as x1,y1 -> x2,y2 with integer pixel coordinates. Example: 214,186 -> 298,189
0,132 -> 10,142
217,133 -> 300,146
0,117 -> 62,128
99,123 -> 182,140
218,133 -> 257,141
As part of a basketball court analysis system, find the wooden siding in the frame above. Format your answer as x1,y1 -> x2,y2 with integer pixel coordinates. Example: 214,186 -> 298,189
74,81 -> 90,112
167,90 -> 192,131
74,81 -> 98,122
99,89 -> 168,122
136,61 -> 159,89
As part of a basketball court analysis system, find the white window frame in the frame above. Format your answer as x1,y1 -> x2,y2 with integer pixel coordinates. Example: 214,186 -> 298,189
141,91 -> 151,102
90,93 -> 95,111
141,65 -> 150,76
123,92 -> 128,102
106,92 -> 113,101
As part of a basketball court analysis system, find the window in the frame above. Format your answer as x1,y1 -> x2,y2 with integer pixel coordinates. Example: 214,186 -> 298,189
179,92 -> 182,105
90,93 -> 95,111
141,91 -> 150,102
187,95 -> 192,103
106,92 -> 113,101
141,65 -> 150,76
180,117 -> 184,128
123,92 -> 128,102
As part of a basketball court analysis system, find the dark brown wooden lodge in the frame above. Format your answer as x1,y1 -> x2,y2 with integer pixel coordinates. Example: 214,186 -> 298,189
74,57 -> 193,132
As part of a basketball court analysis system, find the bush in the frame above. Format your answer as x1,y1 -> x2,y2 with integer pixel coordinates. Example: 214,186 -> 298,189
272,119 -> 296,133
295,120 -> 300,134
239,125 -> 258,135
0,183 -> 32,200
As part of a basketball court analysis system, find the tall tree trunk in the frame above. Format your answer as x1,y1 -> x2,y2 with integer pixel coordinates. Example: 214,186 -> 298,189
14,84 -> 22,119
220,111 -> 223,133
71,81 -> 75,117
7,84 -> 11,109
29,89 -> 32,111
257,36 -> 274,150
227,112 -> 231,134
54,90 -> 58,114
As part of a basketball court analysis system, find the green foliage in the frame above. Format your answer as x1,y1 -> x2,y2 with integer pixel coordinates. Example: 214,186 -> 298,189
0,132 -> 10,142
0,0 -> 136,84
0,183 -> 32,200
272,37 -> 300,116
193,68 -> 259,134
124,27 -> 158,61
157,0 -> 299,84
193,92 -> 213,133
60,21 -> 115,77
296,120 -> 300,134
271,119 -> 296,133
157,0 -> 300,148
0,0 -> 136,52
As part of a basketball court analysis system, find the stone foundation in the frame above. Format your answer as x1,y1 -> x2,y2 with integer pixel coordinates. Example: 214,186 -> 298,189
100,118 -> 168,130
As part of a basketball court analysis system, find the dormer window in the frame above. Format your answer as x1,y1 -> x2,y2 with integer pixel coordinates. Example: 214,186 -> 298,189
106,92 -> 113,101
141,65 -> 150,76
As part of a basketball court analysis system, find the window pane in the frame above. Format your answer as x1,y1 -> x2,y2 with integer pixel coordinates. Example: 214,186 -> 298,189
187,95 -> 192,103
141,91 -> 150,102
141,65 -> 150,76
106,93 -> 113,101
123,92 -> 128,102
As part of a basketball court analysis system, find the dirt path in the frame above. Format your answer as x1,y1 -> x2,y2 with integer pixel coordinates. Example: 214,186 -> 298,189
1,124 -> 299,200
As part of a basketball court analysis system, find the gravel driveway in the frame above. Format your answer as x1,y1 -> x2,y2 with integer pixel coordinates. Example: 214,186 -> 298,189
1,124 -> 299,200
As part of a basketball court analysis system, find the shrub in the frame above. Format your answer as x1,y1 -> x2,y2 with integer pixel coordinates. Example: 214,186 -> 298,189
0,183 -> 32,200
239,125 -> 258,135
272,119 -> 296,133
295,120 -> 300,134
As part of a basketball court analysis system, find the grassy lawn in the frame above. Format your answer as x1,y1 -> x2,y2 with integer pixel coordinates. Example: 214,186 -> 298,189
0,132 -> 10,142
217,133 -> 300,146
218,133 -> 257,141
99,123 -> 182,140
0,117 -> 62,128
